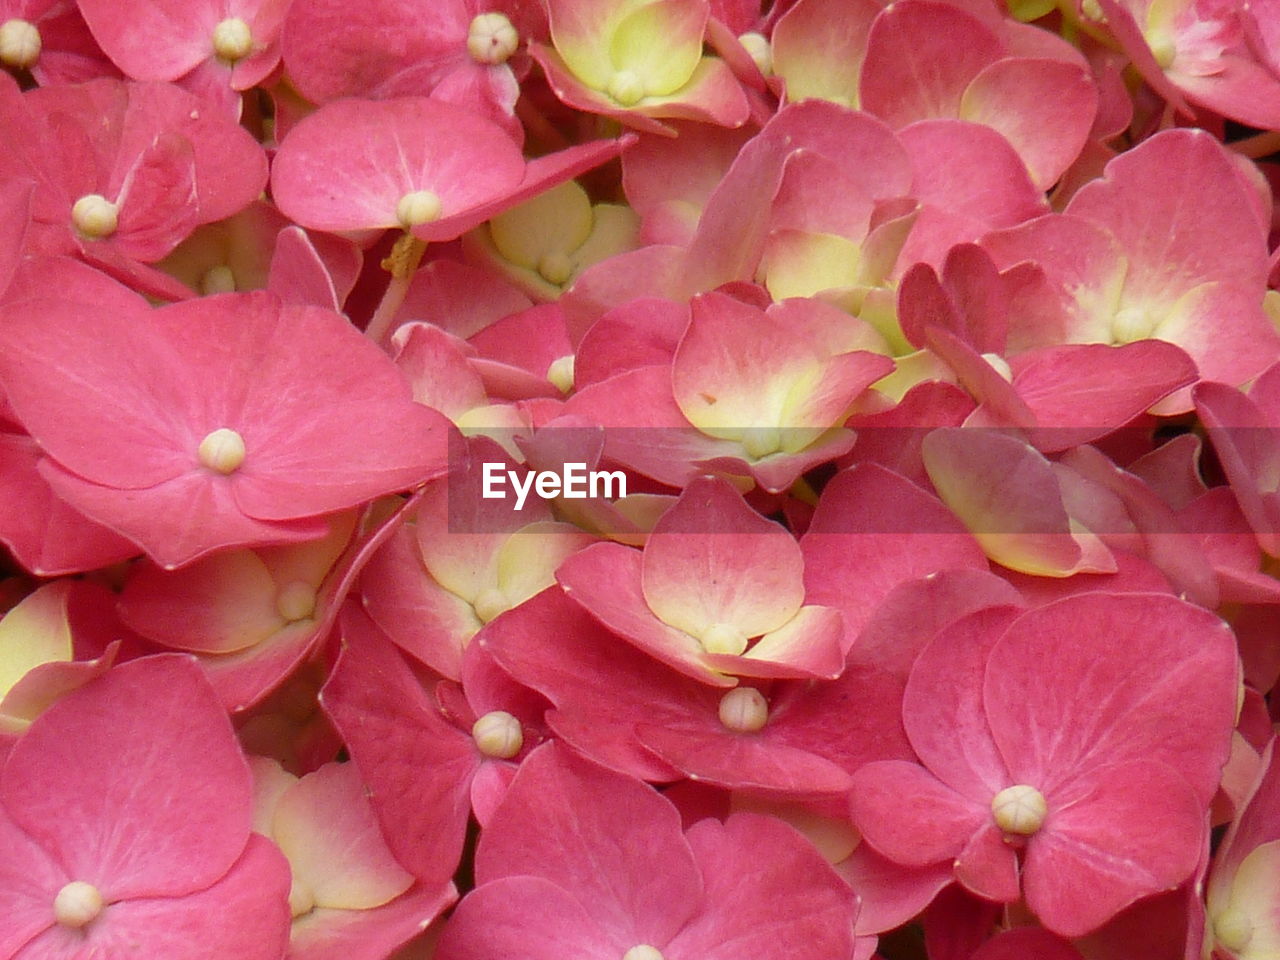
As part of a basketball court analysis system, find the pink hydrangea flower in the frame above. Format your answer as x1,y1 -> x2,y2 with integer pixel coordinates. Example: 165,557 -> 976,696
0,654 -> 292,959
0,290 -> 451,568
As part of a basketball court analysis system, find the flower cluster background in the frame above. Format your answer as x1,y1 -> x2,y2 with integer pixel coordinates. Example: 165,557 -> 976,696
1,0 -> 1279,958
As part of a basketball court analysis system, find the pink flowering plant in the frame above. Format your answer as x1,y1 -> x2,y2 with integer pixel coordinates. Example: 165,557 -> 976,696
1,0 -> 1279,958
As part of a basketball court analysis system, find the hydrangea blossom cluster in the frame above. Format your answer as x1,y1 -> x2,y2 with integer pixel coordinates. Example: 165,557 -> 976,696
0,0 -> 1278,958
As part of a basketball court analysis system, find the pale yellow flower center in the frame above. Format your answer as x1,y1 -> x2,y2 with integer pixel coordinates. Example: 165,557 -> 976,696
472,710 -> 524,758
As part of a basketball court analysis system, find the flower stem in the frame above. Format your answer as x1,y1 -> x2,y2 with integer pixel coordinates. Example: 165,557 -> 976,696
364,232 -> 427,347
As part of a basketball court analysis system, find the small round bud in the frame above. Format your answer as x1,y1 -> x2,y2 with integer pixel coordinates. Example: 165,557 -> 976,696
396,190 -> 443,229
200,264 -> 237,295
0,18 -> 41,69
546,355 -> 575,394
607,70 -> 646,107
623,947 -> 665,960
54,881 -> 104,929
467,12 -> 519,65
718,687 -> 768,732
991,783 -> 1047,836
701,621 -> 749,657
472,710 -> 523,758
276,581 -> 317,622
1213,905 -> 1254,952
537,250 -> 574,286
198,427 -> 247,474
212,17 -> 254,63
472,587 -> 508,624
71,194 -> 119,239
738,32 -> 772,75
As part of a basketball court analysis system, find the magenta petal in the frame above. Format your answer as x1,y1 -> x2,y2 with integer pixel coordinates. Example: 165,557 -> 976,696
801,464 -> 987,637
903,607 -> 1020,801
319,607 -> 476,888
954,823 -> 1019,903
637,721 -> 853,796
1066,128 -> 1269,295
641,476 -> 805,641
1,654 -> 252,900
971,927 -> 1084,960
860,1 -> 1001,127
850,760 -> 986,866
22,834 -> 292,960
474,743 -> 703,944
271,97 -> 526,233
983,594 -> 1239,803
435,876 -> 620,960
78,0 -> 212,81
0,295 -> 197,490
669,814 -> 857,960
838,844 -> 953,936
478,586 -> 703,782
1025,761 -> 1205,937
0,179 -> 33,293
0,806 -> 64,957
40,463 -> 330,570
0,430 -> 139,577
289,882 -> 459,960
558,542 -> 732,686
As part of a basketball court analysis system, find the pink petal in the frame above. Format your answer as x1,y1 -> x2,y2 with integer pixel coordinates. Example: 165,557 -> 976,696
0,178 -> 33,292
642,476 -> 805,641
954,823 -> 1019,903
478,585 -> 697,781
898,119 -> 1047,265
271,97 -> 525,233
360,525 -> 479,681
1,654 -> 253,899
637,717 -> 854,796
558,541 -> 734,686
289,883 -> 459,960
959,57 -> 1097,190
319,607 -> 476,887
860,1 -> 1001,126
0,430 -> 139,577
1009,341 -> 1198,450
983,594 -> 1238,804
670,814 -> 858,960
474,743 -> 703,944
40,464 -> 331,571
1025,761 -> 1205,937
434,875 -> 620,960
971,927 -> 1085,960
903,607 -> 1020,801
921,428 -> 1113,577
850,760 -> 987,867
78,0 -> 214,80
772,0 -> 879,105
1066,128 -> 1270,296
0,805 -> 65,957
837,843 -> 954,935
0,294 -> 200,489
273,762 -> 414,911
19,834 -> 292,960
801,464 -> 988,636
